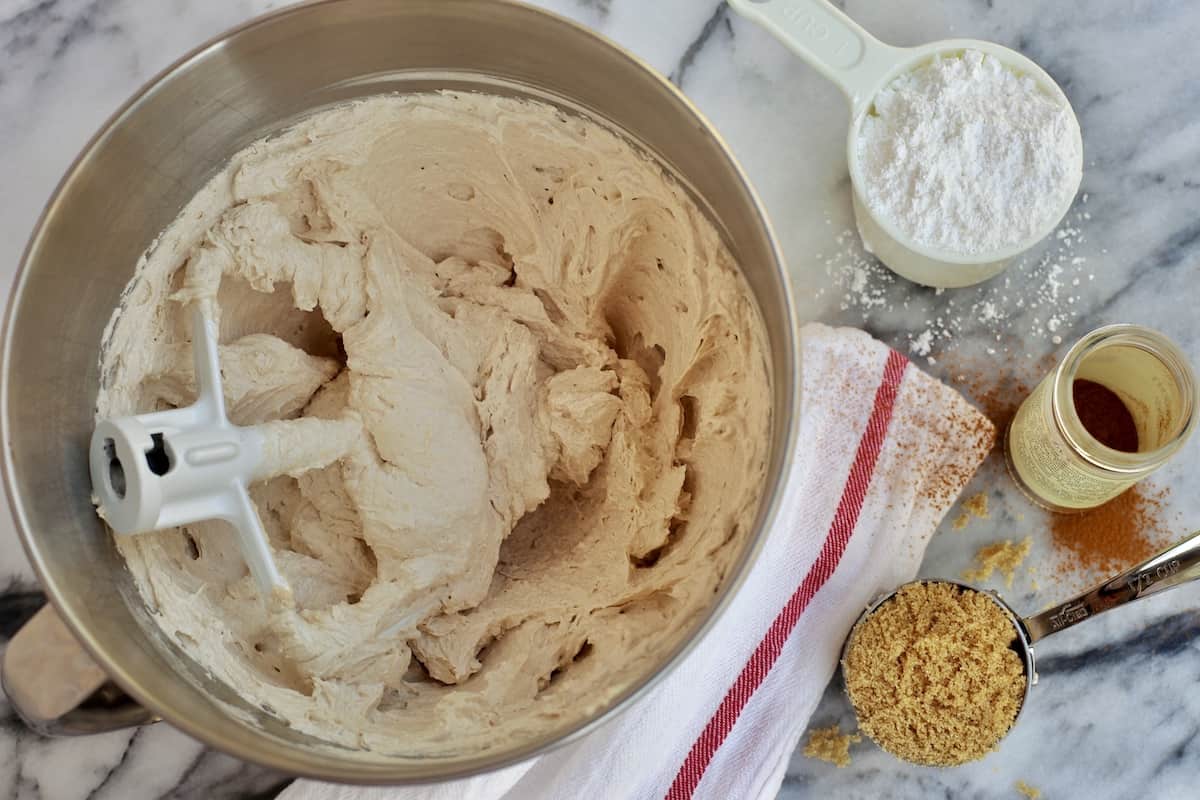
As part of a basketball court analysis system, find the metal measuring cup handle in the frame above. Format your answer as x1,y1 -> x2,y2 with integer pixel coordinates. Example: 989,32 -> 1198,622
1022,528 -> 1200,642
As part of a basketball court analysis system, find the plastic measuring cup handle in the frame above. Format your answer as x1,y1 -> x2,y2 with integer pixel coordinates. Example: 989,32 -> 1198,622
727,0 -> 903,113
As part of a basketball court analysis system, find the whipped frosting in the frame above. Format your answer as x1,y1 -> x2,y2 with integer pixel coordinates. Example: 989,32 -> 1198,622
97,93 -> 771,754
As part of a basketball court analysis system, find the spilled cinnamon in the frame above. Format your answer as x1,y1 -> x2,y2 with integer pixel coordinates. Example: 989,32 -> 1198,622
1050,484 -> 1172,576
939,355 -> 1173,579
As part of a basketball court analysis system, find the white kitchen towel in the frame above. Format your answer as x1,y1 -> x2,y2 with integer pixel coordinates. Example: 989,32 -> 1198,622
282,322 -> 994,800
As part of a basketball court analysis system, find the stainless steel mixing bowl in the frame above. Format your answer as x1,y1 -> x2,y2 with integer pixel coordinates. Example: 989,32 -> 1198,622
1,0 -> 799,782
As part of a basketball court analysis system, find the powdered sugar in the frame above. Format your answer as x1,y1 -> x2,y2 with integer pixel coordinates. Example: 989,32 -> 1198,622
814,201 -> 1097,364
856,50 -> 1082,255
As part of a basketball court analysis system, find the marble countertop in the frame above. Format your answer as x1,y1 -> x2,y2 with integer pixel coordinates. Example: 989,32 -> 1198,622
3,0 -> 1200,797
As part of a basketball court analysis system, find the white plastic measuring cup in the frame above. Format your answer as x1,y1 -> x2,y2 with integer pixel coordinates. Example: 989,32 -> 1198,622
728,0 -> 1083,288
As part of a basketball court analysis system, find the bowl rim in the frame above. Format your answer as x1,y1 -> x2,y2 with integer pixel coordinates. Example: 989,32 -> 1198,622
1,0 -> 801,782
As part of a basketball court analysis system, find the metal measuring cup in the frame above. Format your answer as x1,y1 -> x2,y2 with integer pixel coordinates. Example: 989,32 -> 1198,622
728,0 -> 1083,288
843,527 -> 1200,763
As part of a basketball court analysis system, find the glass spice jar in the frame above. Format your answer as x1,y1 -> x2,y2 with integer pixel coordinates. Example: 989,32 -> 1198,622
1005,324 -> 1197,512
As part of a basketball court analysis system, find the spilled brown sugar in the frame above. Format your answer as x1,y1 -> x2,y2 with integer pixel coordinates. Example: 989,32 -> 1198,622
802,723 -> 861,768
962,537 -> 1032,588
842,582 -> 1025,766
1016,780 -> 1043,799
953,490 -> 991,530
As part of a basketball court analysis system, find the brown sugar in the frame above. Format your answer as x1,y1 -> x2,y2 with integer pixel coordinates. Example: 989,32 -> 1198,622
1050,484 -> 1171,576
1016,780 -> 1042,799
1073,379 -> 1139,452
963,491 -> 990,519
962,537 -> 1032,588
802,723 -> 861,767
842,582 -> 1025,766
953,491 -> 991,530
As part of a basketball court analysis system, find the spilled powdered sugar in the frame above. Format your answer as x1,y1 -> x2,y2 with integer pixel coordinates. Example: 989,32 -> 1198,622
815,195 -> 1100,365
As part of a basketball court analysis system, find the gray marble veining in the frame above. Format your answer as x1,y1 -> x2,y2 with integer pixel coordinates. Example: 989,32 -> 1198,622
1,0 -> 1199,798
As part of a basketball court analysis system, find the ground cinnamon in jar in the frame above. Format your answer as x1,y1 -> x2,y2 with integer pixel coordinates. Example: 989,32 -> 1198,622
940,355 -> 1175,578
1073,379 -> 1138,452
